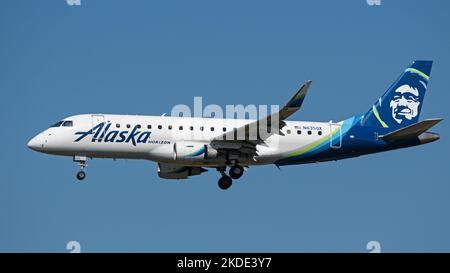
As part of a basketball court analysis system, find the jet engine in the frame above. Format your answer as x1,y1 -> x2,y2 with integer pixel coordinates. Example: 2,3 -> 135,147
173,141 -> 218,161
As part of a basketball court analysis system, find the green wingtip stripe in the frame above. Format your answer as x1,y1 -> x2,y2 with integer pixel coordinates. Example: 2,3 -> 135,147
294,91 -> 306,100
405,68 -> 430,81
372,105 -> 389,128
291,92 -> 306,104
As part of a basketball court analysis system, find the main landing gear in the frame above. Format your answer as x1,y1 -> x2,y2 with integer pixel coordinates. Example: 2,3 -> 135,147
218,174 -> 232,190
216,164 -> 245,190
74,155 -> 88,181
229,165 -> 244,179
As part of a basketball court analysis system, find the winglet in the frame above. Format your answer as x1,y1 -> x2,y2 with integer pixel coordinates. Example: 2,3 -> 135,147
278,80 -> 312,121
285,80 -> 312,109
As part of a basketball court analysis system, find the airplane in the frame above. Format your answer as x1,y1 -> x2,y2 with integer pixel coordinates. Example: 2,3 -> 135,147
27,61 -> 442,190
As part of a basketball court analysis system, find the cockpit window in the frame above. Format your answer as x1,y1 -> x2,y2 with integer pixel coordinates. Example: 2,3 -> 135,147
62,120 -> 73,127
50,121 -> 64,127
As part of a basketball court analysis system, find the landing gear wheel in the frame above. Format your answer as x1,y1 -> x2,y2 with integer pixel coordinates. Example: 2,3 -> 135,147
74,156 -> 88,182
229,165 -> 244,179
76,171 -> 86,181
218,175 -> 232,190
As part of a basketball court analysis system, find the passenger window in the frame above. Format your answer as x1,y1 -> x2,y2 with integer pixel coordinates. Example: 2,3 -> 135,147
136,125 -> 141,129
307,130 -> 312,135
126,124 -> 131,129
287,129 -> 291,134
210,127 -> 215,132
62,121 -> 73,127
318,131 -> 322,136
179,126 -> 183,130
297,130 -> 301,135
223,127 -> 227,132
168,125 -> 172,130
50,121 -> 64,128
116,123 -> 120,128
158,125 -> 162,129
147,125 -> 151,129
190,126 -> 194,131
200,126 -> 204,131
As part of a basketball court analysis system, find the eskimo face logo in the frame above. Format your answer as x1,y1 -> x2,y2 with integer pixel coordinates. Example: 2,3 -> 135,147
389,85 -> 420,124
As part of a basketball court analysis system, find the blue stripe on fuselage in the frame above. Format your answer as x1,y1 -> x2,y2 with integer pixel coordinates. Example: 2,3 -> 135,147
275,115 -> 423,166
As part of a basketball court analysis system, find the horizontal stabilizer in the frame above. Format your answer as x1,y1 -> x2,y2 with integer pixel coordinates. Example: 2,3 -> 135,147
380,118 -> 443,142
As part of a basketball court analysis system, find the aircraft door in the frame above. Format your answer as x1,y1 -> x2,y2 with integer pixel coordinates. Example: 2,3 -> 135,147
329,123 -> 342,148
91,114 -> 105,128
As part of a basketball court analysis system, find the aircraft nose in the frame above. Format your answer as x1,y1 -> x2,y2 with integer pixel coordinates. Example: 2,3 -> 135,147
27,135 -> 43,151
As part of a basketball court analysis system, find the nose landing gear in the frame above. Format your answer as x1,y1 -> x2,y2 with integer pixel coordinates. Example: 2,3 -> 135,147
76,170 -> 86,180
74,155 -> 88,181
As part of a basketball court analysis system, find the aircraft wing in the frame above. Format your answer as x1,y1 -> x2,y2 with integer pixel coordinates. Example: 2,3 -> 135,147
210,80 -> 312,156
212,80 -> 312,142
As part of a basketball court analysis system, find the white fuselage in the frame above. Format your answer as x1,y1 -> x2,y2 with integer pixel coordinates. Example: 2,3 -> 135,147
28,114 -> 341,167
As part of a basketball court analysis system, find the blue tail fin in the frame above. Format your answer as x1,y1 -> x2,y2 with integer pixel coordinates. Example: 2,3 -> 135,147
361,61 -> 433,130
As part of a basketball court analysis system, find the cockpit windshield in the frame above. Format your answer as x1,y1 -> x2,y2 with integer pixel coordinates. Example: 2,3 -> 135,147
49,120 -> 73,128
50,121 -> 64,128
62,121 -> 73,127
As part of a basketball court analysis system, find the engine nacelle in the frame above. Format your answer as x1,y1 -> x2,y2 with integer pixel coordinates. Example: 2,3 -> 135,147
157,163 -> 207,179
173,141 -> 218,161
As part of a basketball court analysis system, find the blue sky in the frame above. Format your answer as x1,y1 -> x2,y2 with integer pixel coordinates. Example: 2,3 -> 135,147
1,0 -> 449,252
